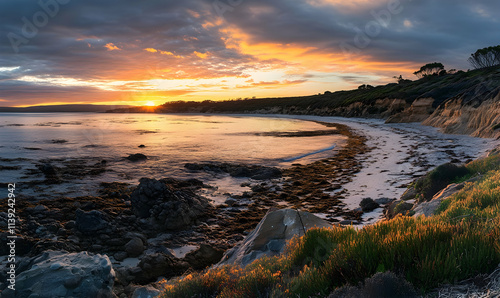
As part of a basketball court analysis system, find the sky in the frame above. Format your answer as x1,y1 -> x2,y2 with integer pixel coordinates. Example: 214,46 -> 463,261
0,0 -> 498,107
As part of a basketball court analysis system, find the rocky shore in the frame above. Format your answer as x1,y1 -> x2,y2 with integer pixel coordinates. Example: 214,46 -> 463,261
0,121 -> 375,297
1,115 -> 498,297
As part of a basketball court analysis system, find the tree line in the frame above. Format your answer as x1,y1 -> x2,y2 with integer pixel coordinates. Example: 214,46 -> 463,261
406,44 -> 499,80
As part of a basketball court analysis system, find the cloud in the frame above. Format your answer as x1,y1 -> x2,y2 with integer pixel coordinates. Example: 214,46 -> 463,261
0,0 -> 498,106
105,43 -> 120,51
236,79 -> 307,89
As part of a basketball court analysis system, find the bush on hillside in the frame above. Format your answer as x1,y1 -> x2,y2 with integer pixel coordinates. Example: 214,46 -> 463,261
414,163 -> 470,202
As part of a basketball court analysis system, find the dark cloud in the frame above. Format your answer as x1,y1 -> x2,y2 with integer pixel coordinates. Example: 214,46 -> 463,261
222,0 -> 499,68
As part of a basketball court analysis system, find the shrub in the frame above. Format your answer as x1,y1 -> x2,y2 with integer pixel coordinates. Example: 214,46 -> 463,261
467,153 -> 500,174
414,163 -> 470,202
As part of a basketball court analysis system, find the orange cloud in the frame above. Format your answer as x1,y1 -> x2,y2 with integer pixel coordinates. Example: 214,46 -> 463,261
236,79 -> 307,89
194,51 -> 209,59
105,43 -> 121,51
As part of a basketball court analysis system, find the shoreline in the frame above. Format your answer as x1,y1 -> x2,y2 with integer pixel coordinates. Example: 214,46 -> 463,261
220,114 -> 499,225
1,113 -> 498,296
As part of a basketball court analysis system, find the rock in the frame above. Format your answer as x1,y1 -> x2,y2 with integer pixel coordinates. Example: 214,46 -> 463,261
184,244 -> 225,270
360,198 -> 380,212
75,209 -> 109,234
328,272 -> 417,298
247,167 -> 282,180
138,144 -> 146,148
225,197 -> 237,207
5,250 -> 115,298
34,204 -> 49,212
132,285 -> 161,298
65,220 -> 76,230
184,162 -> 282,180
400,186 -> 418,201
339,220 -> 359,225
413,183 -> 465,217
130,178 -> 213,231
114,251 -> 128,261
134,253 -> 188,284
386,200 -> 414,219
37,163 -> 59,179
374,197 -> 393,205
126,153 -> 148,162
125,237 -> 145,257
217,208 -> 332,268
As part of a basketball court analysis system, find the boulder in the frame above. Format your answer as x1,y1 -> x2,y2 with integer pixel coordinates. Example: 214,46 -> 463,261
132,285 -> 161,298
75,209 -> 109,234
217,209 -> 332,268
133,253 -> 188,284
360,198 -> 380,212
184,244 -> 225,270
125,237 -> 145,257
386,200 -> 414,219
130,178 -> 213,230
1,250 -> 115,298
413,183 -> 465,217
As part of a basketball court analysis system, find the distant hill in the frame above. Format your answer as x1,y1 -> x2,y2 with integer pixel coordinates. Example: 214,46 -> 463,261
0,104 -> 132,113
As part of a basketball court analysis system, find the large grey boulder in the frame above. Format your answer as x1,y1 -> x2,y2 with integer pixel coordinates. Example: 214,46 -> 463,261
413,183 -> 465,217
217,209 -> 332,268
130,178 -> 213,230
3,250 -> 115,298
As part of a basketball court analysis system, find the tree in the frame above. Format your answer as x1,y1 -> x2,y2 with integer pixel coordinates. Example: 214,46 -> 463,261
468,45 -> 500,69
413,62 -> 445,78
358,84 -> 374,90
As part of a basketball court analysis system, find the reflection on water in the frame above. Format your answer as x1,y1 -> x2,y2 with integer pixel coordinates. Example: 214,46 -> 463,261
0,113 -> 346,198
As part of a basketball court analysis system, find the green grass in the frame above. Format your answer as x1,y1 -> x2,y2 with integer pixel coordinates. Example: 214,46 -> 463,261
160,151 -> 500,297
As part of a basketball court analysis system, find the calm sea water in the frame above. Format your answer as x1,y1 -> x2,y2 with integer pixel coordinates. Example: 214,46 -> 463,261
0,113 -> 345,201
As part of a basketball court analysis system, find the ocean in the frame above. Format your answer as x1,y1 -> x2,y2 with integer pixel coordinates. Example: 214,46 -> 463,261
0,113 -> 346,201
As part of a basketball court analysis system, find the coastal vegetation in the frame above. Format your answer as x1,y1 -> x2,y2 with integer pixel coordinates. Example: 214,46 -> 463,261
160,151 -> 500,297
112,64 -> 499,116
413,62 -> 445,78
468,45 -> 500,69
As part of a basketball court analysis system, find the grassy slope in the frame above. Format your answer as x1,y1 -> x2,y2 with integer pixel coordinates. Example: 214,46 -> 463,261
157,66 -> 500,113
160,152 -> 500,297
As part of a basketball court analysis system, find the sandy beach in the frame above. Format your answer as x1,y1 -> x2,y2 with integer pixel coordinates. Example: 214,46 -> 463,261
242,114 -> 499,225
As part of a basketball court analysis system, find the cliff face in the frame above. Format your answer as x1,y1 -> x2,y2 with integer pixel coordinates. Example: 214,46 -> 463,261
422,88 -> 500,138
249,98 -> 409,118
385,98 -> 434,123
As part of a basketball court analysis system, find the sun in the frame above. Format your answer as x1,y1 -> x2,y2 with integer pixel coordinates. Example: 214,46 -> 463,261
144,101 -> 156,106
